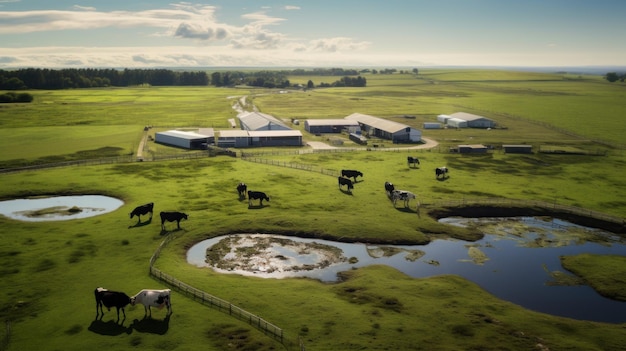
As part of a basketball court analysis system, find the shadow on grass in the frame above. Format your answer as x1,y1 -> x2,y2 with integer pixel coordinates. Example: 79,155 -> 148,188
128,217 -> 152,229
248,204 -> 269,209
339,188 -> 353,195
88,318 -> 132,336
130,314 -> 171,335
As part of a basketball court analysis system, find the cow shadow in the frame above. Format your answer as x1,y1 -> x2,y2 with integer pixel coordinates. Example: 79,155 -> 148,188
247,204 -> 269,209
130,314 -> 171,335
160,227 -> 182,236
394,207 -> 416,214
436,176 -> 449,182
88,318 -> 132,336
128,217 -> 152,229
339,189 -> 353,195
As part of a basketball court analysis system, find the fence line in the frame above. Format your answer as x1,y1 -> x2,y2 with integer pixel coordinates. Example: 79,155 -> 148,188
148,234 -> 284,343
0,320 -> 9,351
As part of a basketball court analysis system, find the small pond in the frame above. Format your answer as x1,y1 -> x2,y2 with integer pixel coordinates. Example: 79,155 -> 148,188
0,195 -> 124,221
187,216 -> 626,323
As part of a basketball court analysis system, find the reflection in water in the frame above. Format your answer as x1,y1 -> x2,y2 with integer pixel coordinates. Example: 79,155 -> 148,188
187,217 -> 626,323
0,195 -> 123,221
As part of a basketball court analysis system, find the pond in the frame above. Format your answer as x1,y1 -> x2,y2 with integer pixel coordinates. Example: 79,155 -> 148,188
0,195 -> 124,221
187,216 -> 626,323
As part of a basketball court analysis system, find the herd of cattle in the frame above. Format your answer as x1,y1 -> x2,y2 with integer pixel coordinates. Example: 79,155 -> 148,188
95,287 -> 172,320
130,202 -> 188,230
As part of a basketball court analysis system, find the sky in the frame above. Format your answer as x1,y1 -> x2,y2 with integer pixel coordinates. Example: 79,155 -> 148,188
0,0 -> 625,69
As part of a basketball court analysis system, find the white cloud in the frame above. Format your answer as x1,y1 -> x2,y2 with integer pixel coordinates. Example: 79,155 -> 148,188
309,37 -> 371,52
285,6 -> 300,11
72,5 -> 96,11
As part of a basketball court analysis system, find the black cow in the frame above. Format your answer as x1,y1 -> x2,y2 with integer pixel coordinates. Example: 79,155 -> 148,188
248,191 -> 270,206
435,167 -> 448,179
95,287 -> 131,320
237,182 -> 247,198
341,169 -> 363,182
160,211 -> 188,230
384,181 -> 395,196
338,176 -> 354,191
130,202 -> 154,223
407,156 -> 420,168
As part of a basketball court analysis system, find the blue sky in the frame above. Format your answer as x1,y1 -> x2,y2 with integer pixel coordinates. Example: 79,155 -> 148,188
0,0 -> 624,68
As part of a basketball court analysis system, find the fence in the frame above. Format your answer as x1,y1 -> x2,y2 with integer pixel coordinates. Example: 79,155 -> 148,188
148,234 -> 284,343
0,320 -> 9,351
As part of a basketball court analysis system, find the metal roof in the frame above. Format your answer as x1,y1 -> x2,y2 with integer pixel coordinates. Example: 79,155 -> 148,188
238,111 -> 291,131
305,119 -> 360,126
345,113 -> 411,133
156,130 -> 210,140
450,112 -> 492,122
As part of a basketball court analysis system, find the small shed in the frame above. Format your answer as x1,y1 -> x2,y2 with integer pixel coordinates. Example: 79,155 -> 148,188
458,144 -> 488,153
503,145 -> 533,154
437,114 -> 451,123
450,112 -> 496,128
423,122 -> 442,129
155,130 -> 213,149
217,130 -> 250,148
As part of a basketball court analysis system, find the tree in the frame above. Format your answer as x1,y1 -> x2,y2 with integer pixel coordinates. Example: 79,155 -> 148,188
605,72 -> 620,82
307,80 -> 314,89
413,68 -> 419,75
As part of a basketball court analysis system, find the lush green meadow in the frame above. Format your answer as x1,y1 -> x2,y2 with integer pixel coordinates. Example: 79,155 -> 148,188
1,69 -> 626,351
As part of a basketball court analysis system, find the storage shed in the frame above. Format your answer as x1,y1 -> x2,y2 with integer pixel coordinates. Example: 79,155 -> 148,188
304,119 -> 361,134
437,114 -> 451,124
216,130 -> 303,148
155,130 -> 213,149
458,144 -> 488,153
503,145 -> 533,154
450,112 -> 496,128
216,130 -> 250,148
345,113 -> 421,143
423,122 -> 442,129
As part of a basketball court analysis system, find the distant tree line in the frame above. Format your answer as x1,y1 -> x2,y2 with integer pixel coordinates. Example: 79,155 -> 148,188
605,72 -> 625,83
210,70 -> 367,88
0,68 -> 209,90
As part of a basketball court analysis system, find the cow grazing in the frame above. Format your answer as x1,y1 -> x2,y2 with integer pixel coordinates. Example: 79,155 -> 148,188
407,156 -> 420,168
384,181 -> 395,196
237,182 -> 247,198
95,287 -> 131,320
392,190 -> 417,208
130,202 -> 154,223
130,289 -> 172,317
338,176 -> 354,191
160,211 -> 188,230
435,167 -> 449,179
341,169 -> 363,182
248,191 -> 270,206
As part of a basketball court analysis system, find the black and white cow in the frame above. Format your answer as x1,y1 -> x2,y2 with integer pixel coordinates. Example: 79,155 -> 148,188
391,190 -> 417,208
341,169 -> 363,182
130,202 -> 154,223
237,182 -> 247,198
130,289 -> 172,316
384,181 -> 395,196
248,191 -> 270,206
338,176 -> 354,191
407,156 -> 420,168
95,287 -> 131,320
160,211 -> 188,230
435,167 -> 449,179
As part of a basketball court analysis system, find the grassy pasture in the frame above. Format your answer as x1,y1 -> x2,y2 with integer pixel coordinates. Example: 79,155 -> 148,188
1,69 -> 626,350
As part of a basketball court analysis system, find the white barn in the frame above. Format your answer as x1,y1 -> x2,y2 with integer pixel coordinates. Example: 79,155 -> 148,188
449,112 -> 496,128
155,129 -> 214,149
238,111 -> 291,131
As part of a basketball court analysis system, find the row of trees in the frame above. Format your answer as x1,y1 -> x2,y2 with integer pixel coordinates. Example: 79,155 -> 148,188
605,72 -> 625,82
0,68 -> 209,90
0,91 -> 34,103
0,67 -> 382,90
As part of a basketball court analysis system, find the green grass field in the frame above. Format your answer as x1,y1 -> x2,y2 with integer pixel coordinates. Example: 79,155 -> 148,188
1,69 -> 625,351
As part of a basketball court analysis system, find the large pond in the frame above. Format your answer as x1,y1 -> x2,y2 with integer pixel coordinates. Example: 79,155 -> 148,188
0,195 -> 124,221
187,216 -> 626,323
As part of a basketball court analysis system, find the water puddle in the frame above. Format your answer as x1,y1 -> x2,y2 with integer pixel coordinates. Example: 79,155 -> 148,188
187,217 -> 626,323
0,195 -> 124,221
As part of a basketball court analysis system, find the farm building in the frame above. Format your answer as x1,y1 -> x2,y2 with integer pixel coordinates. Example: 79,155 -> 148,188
423,122 -> 442,129
446,118 -> 468,128
437,114 -> 451,124
304,119 -> 361,134
457,144 -> 489,153
345,113 -> 421,143
503,145 -> 533,154
155,129 -> 214,149
217,130 -> 302,148
449,112 -> 496,128
238,111 -> 291,131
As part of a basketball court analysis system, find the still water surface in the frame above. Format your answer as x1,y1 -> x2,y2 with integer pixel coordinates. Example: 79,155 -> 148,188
0,195 -> 124,221
187,217 -> 626,323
